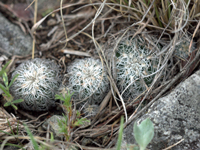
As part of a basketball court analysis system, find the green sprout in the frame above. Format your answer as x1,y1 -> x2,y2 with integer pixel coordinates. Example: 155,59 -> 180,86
55,91 -> 89,141
133,118 -> 154,150
0,61 -> 23,110
117,117 -> 154,150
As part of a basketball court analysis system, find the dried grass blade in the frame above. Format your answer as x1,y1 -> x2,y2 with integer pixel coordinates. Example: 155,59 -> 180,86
60,49 -> 91,57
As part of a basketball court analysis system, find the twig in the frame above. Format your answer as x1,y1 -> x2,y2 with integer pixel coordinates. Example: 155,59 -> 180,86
26,112 -> 48,124
60,0 -> 68,49
162,139 -> 184,150
32,0 -> 37,59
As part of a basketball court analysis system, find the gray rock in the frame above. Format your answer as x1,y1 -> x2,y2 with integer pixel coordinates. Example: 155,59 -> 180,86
0,13 -> 32,57
123,70 -> 200,150
42,115 -> 65,139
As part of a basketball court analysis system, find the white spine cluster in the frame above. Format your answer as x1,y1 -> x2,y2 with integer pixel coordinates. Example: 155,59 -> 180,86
67,58 -> 109,105
10,58 -> 61,111
116,37 -> 159,99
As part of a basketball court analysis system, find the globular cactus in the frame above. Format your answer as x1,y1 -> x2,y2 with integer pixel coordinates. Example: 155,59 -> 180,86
115,36 -> 159,100
10,58 -> 61,111
66,58 -> 109,105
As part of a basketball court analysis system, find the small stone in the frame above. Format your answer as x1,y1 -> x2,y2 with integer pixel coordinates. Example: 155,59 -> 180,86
42,115 -> 65,139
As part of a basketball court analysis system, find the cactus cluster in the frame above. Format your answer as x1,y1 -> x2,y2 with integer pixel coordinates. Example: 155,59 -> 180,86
10,33 -> 193,112
66,58 -> 109,105
10,58 -> 61,111
115,37 -> 159,99
9,35 -> 162,111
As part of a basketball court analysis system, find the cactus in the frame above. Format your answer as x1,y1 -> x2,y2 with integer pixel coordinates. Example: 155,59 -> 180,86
115,36 -> 159,99
66,58 -> 109,105
10,58 -> 61,111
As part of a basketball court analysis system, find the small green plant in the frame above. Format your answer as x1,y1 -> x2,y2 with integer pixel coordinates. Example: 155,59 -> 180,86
117,117 -> 154,150
132,118 -> 154,150
0,60 -> 10,76
24,124 -> 40,150
55,91 -> 90,141
116,116 -> 124,150
24,124 -> 53,150
0,61 -> 23,110
0,119 -> 25,150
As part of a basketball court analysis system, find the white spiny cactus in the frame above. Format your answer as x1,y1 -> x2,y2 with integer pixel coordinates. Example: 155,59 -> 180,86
66,58 -> 109,105
10,58 -> 61,111
116,37 -> 159,99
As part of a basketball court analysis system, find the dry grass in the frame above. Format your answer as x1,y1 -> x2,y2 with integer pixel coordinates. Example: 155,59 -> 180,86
108,0 -> 200,31
0,107 -> 23,137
